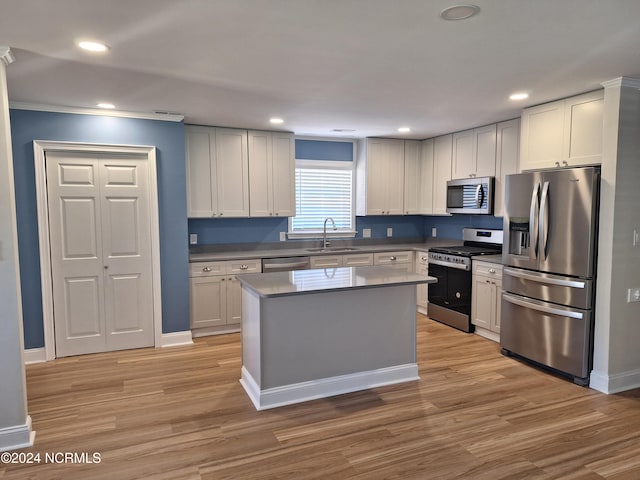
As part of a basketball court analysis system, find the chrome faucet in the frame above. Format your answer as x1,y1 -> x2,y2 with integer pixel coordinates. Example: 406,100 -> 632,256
323,217 -> 337,249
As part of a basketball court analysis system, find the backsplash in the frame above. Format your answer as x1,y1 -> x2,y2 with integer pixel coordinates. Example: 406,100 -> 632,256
188,214 -> 503,245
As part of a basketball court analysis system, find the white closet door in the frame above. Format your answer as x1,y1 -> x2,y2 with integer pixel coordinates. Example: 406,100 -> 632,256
100,157 -> 154,351
46,152 -> 154,357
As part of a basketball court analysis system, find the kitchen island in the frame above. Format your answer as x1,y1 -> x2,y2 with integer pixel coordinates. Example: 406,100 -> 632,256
238,266 -> 436,410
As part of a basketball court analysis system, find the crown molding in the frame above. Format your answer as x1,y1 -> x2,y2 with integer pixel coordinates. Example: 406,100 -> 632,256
601,77 -> 640,89
9,101 -> 184,122
0,46 -> 15,65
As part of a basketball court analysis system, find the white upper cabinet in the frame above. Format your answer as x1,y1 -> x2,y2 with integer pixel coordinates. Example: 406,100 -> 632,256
403,140 -> 422,214
494,118 -> 520,218
452,124 -> 496,179
248,131 -> 295,217
432,134 -> 453,215
520,90 -> 603,171
186,125 -> 250,218
419,138 -> 434,215
356,138 -> 405,215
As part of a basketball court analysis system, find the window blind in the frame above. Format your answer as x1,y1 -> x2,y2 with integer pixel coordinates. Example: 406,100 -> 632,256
291,167 -> 353,233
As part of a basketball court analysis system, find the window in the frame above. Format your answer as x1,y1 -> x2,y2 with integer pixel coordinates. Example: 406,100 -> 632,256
289,161 -> 355,237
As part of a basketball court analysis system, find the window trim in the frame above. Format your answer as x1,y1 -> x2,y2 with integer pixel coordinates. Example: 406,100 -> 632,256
287,157 -> 357,239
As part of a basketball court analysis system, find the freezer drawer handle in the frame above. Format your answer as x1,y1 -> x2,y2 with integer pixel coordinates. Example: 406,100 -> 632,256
503,267 -> 585,289
503,293 -> 584,320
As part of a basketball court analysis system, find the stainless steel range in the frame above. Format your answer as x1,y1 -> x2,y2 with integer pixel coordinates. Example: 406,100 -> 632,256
427,228 -> 503,332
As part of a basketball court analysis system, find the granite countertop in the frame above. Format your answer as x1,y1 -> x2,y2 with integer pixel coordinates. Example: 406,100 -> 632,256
189,238 -> 463,262
473,254 -> 503,265
237,265 -> 437,298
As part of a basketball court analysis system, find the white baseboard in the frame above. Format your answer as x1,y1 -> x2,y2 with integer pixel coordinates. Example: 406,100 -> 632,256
0,416 -> 35,452
191,326 -> 240,338
240,363 -> 419,411
590,368 -> 640,394
23,348 -> 46,364
159,331 -> 193,348
473,327 -> 500,343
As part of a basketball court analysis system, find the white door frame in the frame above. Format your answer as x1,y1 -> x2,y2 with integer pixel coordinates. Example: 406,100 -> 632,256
33,140 -> 163,360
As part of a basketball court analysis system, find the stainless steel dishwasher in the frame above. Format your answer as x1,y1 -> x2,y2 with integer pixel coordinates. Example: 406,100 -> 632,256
261,256 -> 310,272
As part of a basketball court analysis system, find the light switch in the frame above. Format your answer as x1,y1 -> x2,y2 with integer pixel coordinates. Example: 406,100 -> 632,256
279,232 -> 287,242
189,233 -> 198,245
628,287 -> 640,303
634,229 -> 639,247
432,227 -> 437,237
387,228 -> 393,237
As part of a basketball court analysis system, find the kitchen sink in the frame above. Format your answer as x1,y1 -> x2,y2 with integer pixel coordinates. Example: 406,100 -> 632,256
306,247 -> 360,253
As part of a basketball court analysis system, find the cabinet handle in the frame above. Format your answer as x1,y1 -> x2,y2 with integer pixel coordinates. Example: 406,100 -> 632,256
229,277 -> 233,281
221,278 -> 225,281
240,264 -> 249,270
220,213 -> 224,216
202,267 -> 212,272
562,161 -> 569,167
275,213 -> 279,216
421,256 -> 427,261
269,213 -> 273,216
555,162 -> 560,167
390,256 -> 397,261
489,268 -> 496,274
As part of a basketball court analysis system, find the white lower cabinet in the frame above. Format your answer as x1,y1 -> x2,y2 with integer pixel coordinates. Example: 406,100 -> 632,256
310,253 -> 374,268
415,251 -> 429,314
189,259 -> 261,336
471,260 -> 503,342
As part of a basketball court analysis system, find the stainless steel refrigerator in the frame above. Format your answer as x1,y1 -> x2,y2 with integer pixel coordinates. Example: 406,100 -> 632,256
501,166 -> 600,385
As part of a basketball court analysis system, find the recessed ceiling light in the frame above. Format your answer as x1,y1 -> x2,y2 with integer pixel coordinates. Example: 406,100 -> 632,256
77,40 -> 110,53
398,127 -> 411,133
509,92 -> 529,101
97,103 -> 115,109
270,117 -> 284,124
440,4 -> 480,21
331,128 -> 356,133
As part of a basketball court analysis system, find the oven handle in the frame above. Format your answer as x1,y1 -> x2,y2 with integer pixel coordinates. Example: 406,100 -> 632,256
427,258 -> 470,271
503,293 -> 583,320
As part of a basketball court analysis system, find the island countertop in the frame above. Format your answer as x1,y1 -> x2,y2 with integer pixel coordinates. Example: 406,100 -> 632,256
238,265 -> 436,298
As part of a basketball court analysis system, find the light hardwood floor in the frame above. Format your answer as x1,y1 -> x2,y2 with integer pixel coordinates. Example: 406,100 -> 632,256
4,315 -> 640,480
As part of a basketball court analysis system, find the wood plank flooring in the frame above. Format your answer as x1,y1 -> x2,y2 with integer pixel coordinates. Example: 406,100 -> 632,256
4,314 -> 640,480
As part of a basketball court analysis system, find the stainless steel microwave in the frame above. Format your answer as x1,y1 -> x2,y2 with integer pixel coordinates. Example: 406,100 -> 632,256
446,177 -> 495,214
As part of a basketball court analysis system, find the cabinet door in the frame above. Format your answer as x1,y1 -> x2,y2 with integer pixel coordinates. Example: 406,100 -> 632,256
416,263 -> 429,308
420,139 -> 434,214
185,126 -> 215,217
452,129 -> 475,179
272,132 -> 296,217
494,119 -> 520,217
563,90 -> 604,166
386,139 -> 405,215
215,128 -> 249,217
227,276 -> 242,325
471,274 -> 492,329
433,135 -> 452,215
492,279 -> 502,333
474,124 -> 497,177
365,139 -> 389,215
310,255 -> 342,268
403,140 -> 421,214
190,276 -> 226,328
520,100 -> 564,171
248,130 -> 273,217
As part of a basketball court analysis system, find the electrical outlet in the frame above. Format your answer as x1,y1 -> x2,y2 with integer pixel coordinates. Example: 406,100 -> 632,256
634,229 -> 639,247
279,231 -> 287,242
628,287 -> 640,303
189,233 -> 198,245
431,227 -> 437,237
363,228 -> 371,238
387,227 -> 393,237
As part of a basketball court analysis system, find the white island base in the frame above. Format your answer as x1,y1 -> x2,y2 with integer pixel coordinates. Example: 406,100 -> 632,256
238,266 -> 434,410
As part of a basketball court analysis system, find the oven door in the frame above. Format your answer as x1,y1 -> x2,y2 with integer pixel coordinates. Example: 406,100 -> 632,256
427,263 -> 471,315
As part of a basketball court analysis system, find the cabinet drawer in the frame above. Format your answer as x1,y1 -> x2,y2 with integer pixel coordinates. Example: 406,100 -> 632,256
416,250 -> 429,266
473,261 -> 503,277
190,261 -> 226,277
374,251 -> 413,265
343,253 -> 373,266
310,255 -> 342,268
228,259 -> 262,274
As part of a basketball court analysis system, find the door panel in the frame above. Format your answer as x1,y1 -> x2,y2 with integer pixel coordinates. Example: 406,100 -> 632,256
61,198 -> 98,258
110,274 -> 144,333
105,198 -> 140,255
539,167 -> 599,278
64,277 -> 102,337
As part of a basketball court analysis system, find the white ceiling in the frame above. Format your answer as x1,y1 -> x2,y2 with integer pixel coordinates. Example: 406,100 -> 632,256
2,0 -> 640,139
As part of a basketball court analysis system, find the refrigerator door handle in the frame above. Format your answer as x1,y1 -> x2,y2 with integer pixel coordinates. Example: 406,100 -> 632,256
503,267 -> 586,288
540,181 -> 550,260
529,183 -> 540,260
503,293 -> 584,320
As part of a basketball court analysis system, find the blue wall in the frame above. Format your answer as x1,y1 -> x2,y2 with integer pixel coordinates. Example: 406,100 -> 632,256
424,215 -> 503,239
10,109 -> 189,349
